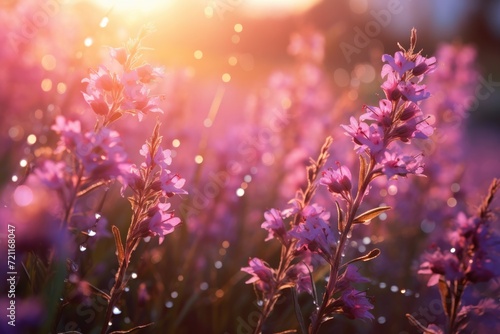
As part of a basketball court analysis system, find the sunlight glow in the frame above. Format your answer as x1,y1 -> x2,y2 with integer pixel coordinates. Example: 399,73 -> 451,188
241,0 -> 321,17
92,0 -> 173,13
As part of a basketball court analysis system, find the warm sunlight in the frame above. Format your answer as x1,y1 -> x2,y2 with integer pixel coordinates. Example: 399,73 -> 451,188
240,0 -> 322,17
90,0 -> 174,14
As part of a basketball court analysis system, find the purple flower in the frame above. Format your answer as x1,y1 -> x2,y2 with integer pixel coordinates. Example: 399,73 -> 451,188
418,250 -> 463,286
139,202 -> 181,244
380,151 -> 424,179
261,208 -> 288,244
360,99 -> 393,128
34,160 -> 67,190
160,171 -> 187,197
285,262 -> 313,295
335,265 -> 371,292
382,51 -> 415,78
241,258 -> 276,297
338,289 -> 375,321
320,163 -> 352,200
341,117 -> 384,155
412,55 -> 437,77
289,204 -> 336,262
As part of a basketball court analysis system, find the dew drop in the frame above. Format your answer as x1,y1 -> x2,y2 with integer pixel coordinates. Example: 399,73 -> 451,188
95,213 -> 102,220
124,287 -> 130,292
108,321 -> 112,326
131,272 -> 138,279
450,247 -> 456,253
79,244 -> 87,252
112,307 -> 121,315
87,229 -> 97,237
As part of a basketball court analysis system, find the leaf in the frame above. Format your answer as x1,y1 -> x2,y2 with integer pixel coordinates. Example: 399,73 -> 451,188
112,225 -> 125,264
353,206 -> 391,224
342,248 -> 381,267
335,201 -> 344,233
358,154 -> 367,192
438,277 -> 451,317
291,287 -> 307,334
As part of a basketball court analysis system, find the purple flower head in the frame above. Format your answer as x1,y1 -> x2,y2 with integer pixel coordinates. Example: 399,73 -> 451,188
285,262 -> 313,295
381,71 -> 402,101
412,55 -> 437,77
140,144 -> 172,169
159,171 -> 187,197
241,258 -> 276,298
418,249 -> 463,286
380,151 -> 424,179
34,160 -> 67,190
361,99 -> 393,128
338,289 -> 375,321
289,204 -> 336,262
261,208 -> 289,244
335,265 -> 371,292
382,51 -> 415,78
51,116 -> 82,153
320,163 -> 352,200
122,84 -> 163,121
456,299 -> 500,333
138,202 -> 181,244
341,117 -> 384,155
78,127 -> 131,181
398,81 -> 430,103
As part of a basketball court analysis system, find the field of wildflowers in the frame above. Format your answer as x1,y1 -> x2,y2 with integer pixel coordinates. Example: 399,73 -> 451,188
1,1 -> 500,334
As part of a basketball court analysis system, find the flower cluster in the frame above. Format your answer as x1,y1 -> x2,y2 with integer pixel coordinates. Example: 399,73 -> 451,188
82,25 -> 164,125
410,179 -> 500,333
124,122 -> 187,245
341,30 -> 435,180
243,29 -> 437,334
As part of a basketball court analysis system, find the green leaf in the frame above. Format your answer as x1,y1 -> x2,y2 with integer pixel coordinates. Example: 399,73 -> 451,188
353,206 -> 391,224
112,225 -> 125,264
335,201 -> 344,233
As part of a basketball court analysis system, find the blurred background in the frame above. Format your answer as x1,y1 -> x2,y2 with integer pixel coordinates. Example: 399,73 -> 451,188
1,0 -> 500,333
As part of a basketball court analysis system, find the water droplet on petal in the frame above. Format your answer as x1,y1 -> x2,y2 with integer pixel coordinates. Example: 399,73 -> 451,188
112,307 -> 121,315
88,229 -> 97,237
79,244 -> 87,252
131,272 -> 138,279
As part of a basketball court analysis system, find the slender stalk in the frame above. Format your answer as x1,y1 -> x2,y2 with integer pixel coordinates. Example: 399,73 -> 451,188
309,157 -> 375,334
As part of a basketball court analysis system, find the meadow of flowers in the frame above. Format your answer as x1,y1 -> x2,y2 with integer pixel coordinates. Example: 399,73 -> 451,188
1,1 -> 500,334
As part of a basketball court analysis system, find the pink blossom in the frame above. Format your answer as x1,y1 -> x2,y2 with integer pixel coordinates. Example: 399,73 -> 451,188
320,164 -> 352,200
261,208 -> 288,243
241,258 -> 276,297
145,202 -> 181,244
